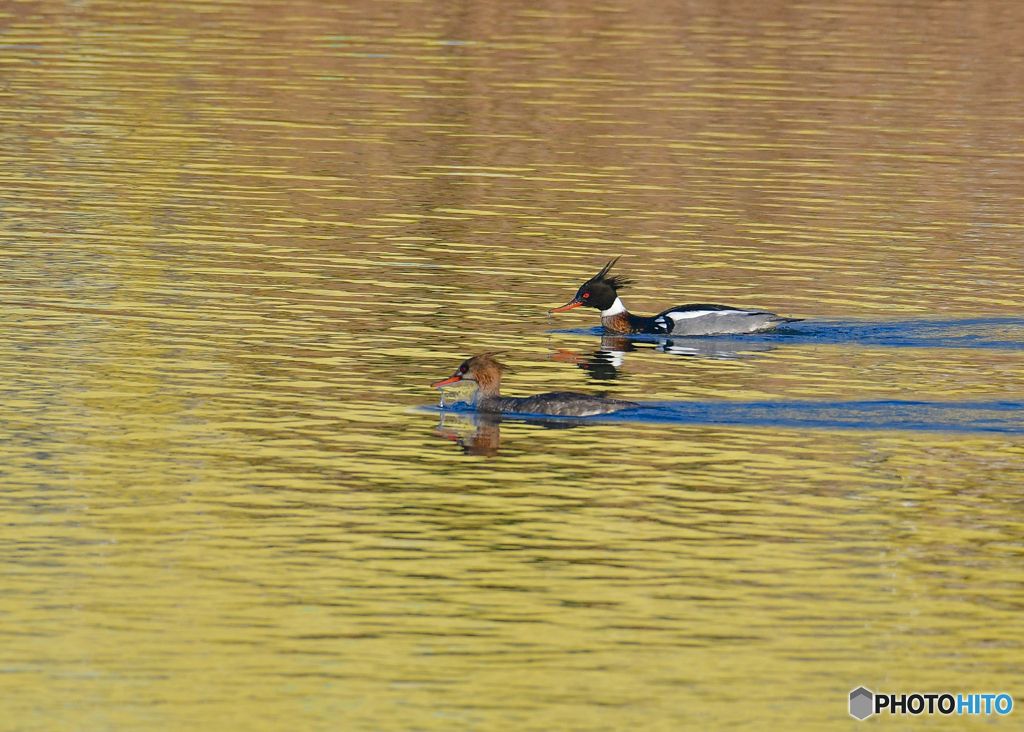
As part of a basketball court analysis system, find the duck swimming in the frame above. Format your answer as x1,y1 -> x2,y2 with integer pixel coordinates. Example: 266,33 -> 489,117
550,257 -> 801,336
431,353 -> 637,417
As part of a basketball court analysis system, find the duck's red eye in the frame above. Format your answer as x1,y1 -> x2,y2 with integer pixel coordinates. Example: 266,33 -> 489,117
583,293 -> 590,299
459,365 -> 467,373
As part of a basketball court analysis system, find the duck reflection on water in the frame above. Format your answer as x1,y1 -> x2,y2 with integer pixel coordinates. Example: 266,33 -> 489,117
551,334 -> 775,380
434,401 -> 628,456
433,410 -> 603,457
434,411 -> 504,457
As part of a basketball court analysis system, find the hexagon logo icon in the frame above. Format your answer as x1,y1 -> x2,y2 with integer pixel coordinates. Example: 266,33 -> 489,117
850,687 -> 874,720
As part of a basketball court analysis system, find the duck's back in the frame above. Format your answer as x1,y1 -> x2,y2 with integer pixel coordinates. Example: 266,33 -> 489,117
481,392 -> 636,417
654,304 -> 799,336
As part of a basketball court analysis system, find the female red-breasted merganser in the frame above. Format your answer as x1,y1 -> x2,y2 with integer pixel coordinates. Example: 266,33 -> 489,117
550,257 -> 801,336
431,353 -> 637,417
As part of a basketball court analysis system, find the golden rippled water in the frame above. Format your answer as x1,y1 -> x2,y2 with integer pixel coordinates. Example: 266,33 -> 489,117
2,1 -> 1023,730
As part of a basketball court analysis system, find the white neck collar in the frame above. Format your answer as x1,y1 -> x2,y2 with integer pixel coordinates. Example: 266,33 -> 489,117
601,297 -> 626,317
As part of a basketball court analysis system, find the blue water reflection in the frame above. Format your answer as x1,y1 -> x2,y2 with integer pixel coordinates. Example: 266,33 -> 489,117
426,398 -> 1024,445
549,318 -> 1024,380
553,318 -> 1024,351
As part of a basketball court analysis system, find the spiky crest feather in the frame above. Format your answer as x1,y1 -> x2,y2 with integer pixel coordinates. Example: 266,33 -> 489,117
588,257 -> 633,291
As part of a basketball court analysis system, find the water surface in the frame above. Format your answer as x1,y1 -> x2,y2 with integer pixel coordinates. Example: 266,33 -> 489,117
2,1 -> 1023,730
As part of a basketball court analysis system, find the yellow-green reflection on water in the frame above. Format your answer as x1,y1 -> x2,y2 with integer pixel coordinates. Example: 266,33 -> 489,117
2,0 -> 1024,729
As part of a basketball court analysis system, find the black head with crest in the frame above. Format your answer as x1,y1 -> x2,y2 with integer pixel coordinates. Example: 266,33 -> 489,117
550,257 -> 633,313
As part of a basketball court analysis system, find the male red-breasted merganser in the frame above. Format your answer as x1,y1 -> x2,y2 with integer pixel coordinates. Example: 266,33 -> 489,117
550,257 -> 801,336
431,353 -> 636,417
